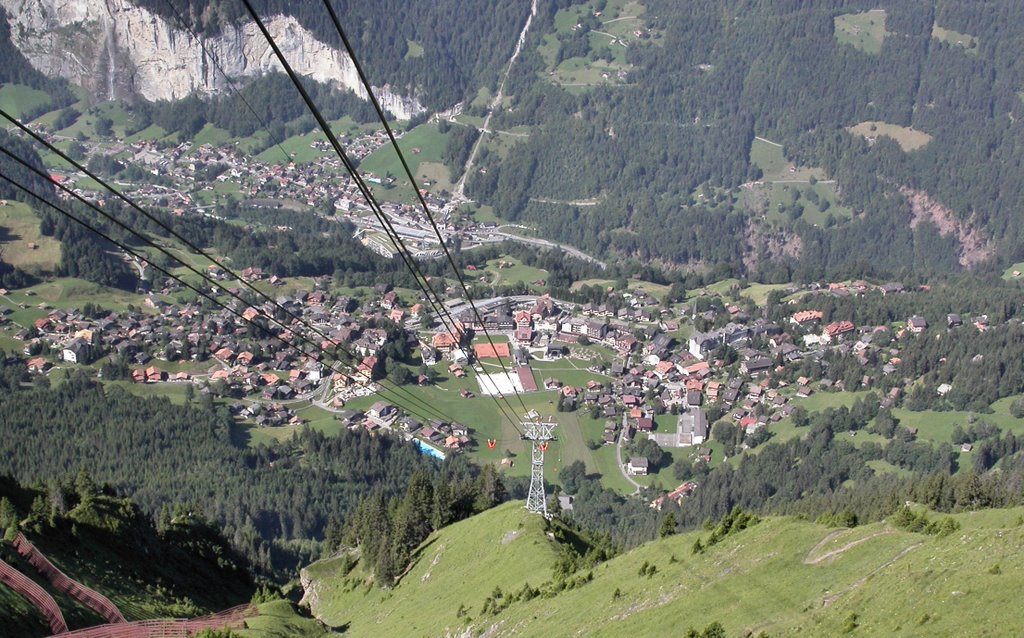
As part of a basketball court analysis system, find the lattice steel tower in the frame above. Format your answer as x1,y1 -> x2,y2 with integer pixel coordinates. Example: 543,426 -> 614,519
522,417 -> 557,517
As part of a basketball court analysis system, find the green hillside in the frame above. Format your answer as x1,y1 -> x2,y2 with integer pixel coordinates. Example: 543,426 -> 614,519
304,502 -> 1024,637
302,502 -> 563,635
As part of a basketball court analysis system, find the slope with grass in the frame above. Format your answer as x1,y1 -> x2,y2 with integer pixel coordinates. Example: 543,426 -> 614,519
301,502 -> 562,636
0,479 -> 256,635
302,502 -> 1024,637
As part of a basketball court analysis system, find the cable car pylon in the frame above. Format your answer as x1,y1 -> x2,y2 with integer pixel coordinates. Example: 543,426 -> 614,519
522,416 -> 557,518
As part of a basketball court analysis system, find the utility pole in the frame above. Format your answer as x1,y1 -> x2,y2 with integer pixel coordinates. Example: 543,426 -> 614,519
522,416 -> 557,518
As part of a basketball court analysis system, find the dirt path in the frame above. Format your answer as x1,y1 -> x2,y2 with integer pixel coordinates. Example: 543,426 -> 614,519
803,529 -> 893,565
455,0 -> 538,199
821,543 -> 923,607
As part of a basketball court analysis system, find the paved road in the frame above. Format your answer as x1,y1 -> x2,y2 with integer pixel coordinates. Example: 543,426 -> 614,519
485,231 -> 607,269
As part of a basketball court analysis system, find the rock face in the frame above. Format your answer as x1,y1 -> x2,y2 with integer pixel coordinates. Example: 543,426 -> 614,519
0,0 -> 425,118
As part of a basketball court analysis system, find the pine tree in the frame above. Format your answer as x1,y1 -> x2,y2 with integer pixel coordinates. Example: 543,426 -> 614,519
659,512 -> 678,538
433,476 -> 454,530
473,465 -> 506,512
0,497 -> 17,529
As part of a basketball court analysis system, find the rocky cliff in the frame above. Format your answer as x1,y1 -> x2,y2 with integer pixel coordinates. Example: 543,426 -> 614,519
0,0 -> 425,118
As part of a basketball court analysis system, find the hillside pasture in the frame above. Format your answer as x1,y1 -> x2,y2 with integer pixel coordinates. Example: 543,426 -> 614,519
404,39 -> 425,59
255,129 -> 330,165
1002,262 -> 1024,281
0,201 -> 61,272
834,10 -> 889,54
474,256 -> 548,288
749,137 -> 825,183
304,503 -> 1024,637
358,122 -> 453,201
539,0 -> 649,90
359,122 -> 449,181
762,181 -> 853,227
891,397 -> 1024,446
0,84 -> 52,120
848,121 -> 933,152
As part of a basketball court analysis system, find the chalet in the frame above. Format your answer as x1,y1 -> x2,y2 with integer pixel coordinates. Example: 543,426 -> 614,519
946,313 -> 962,328
790,310 -> 823,325
367,401 -> 396,423
880,282 -> 905,295
615,334 -> 639,353
653,360 -> 676,379
740,357 -> 772,376
26,357 -> 51,374
420,346 -> 438,365
627,457 -> 649,476
824,321 -> 856,339
686,388 -> 702,407
739,415 -> 758,430
706,380 -> 722,401
432,332 -> 458,355
907,316 -> 928,334
62,339 -> 90,364
531,294 -> 556,318
637,417 -> 654,432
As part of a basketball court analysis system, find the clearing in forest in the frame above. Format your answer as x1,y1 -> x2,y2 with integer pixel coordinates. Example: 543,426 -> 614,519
834,10 -> 889,54
0,201 -> 61,271
848,121 -> 933,151
0,84 -> 52,120
932,24 -> 978,53
538,0 -> 652,90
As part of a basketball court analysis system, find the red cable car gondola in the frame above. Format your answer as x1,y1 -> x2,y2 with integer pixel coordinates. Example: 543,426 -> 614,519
487,439 -> 497,449
539,442 -> 549,452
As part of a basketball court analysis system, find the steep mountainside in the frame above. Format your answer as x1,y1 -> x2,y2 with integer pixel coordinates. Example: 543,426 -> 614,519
466,0 -> 1024,279
0,476 -> 255,636
0,0 -> 532,114
0,0 -> 424,117
302,501 -> 1024,637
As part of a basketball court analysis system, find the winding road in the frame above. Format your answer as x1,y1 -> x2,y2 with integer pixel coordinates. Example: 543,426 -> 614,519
472,229 -> 608,270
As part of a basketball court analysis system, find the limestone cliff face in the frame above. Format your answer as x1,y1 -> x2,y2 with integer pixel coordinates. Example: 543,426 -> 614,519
0,0 -> 425,118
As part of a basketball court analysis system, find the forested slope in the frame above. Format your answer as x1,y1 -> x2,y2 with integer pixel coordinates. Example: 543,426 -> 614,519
469,0 -> 1024,279
0,362 -> 479,578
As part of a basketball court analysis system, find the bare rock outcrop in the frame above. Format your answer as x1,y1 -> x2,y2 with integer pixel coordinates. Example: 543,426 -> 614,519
0,0 -> 425,118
